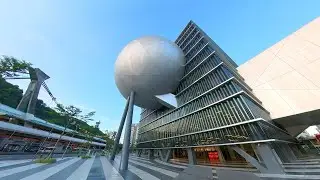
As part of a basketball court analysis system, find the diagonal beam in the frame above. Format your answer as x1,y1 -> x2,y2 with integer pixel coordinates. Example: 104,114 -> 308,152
231,145 -> 267,172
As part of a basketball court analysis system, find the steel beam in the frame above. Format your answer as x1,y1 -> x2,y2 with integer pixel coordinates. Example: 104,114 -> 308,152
232,143 -> 285,174
110,96 -> 130,161
120,91 -> 135,171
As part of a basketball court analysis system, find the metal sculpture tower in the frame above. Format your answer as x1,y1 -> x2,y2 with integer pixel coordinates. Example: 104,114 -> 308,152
16,68 -> 50,114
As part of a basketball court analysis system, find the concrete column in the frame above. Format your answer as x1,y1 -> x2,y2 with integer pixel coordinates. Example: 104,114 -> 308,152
256,143 -> 284,174
17,68 -> 49,114
227,146 -> 237,161
231,145 -> 267,173
148,149 -> 154,160
251,144 -> 263,163
281,143 -> 297,162
159,149 -> 164,161
110,96 -> 130,161
232,143 -> 285,174
137,149 -> 142,157
159,149 -> 172,162
216,147 -> 225,163
272,142 -> 296,163
120,91 -> 135,171
290,144 -> 305,157
187,148 -> 197,165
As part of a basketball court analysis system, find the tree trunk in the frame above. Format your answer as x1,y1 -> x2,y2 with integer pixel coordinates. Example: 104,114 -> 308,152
47,126 -> 66,158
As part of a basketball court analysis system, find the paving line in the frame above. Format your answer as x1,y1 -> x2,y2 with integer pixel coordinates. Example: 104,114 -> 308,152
0,159 -> 32,168
0,163 -> 43,178
66,158 -> 94,180
127,163 -> 160,180
285,168 -> 320,173
129,157 -> 156,165
129,159 -> 179,178
100,157 -> 124,180
130,156 -> 150,161
258,173 -> 320,179
131,156 -> 186,172
20,158 -> 80,180
115,157 -> 159,180
0,157 -> 68,176
154,159 -> 187,169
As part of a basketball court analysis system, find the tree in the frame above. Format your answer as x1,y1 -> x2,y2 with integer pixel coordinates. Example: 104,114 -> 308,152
0,55 -> 106,152
55,104 -> 96,124
103,130 -> 117,152
1,66 -> 104,136
105,130 -> 117,141
47,104 -> 96,158
81,130 -> 94,155
0,56 -> 32,79
0,77 -> 23,108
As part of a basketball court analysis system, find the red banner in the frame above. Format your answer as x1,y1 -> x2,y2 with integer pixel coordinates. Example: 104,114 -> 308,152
208,151 -> 219,161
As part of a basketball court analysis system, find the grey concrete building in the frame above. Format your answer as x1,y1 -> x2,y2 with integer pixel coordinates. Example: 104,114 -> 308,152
130,123 -> 138,146
136,17 -> 320,169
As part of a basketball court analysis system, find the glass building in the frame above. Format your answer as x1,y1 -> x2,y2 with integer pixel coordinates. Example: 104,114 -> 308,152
136,21 -> 300,165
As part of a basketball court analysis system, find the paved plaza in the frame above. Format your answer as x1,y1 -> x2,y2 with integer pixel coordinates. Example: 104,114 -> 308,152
1,154 -> 320,179
0,155 -> 187,180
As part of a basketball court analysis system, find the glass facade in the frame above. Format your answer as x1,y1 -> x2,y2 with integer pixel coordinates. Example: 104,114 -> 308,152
136,21 -> 293,150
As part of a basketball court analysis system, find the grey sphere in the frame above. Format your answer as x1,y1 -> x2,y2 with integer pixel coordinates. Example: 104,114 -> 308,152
114,36 -> 185,109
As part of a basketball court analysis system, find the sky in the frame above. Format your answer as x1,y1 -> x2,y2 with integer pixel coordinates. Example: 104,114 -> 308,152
0,0 -> 319,133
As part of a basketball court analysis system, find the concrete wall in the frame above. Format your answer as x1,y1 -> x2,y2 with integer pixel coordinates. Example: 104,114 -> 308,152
237,17 -> 320,119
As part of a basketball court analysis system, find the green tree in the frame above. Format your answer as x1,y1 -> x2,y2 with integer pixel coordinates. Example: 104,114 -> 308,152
0,56 -> 31,79
0,55 -> 105,136
1,72 -> 105,136
47,104 -> 96,158
103,130 -> 117,151
0,77 -> 23,108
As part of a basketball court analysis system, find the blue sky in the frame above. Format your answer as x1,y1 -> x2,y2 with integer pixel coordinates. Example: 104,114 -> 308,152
0,0 -> 319,132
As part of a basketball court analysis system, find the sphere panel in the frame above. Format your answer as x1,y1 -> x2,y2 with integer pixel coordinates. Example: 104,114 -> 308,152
114,36 -> 185,109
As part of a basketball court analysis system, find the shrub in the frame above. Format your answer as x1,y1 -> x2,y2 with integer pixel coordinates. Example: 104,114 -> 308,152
34,158 -> 56,164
